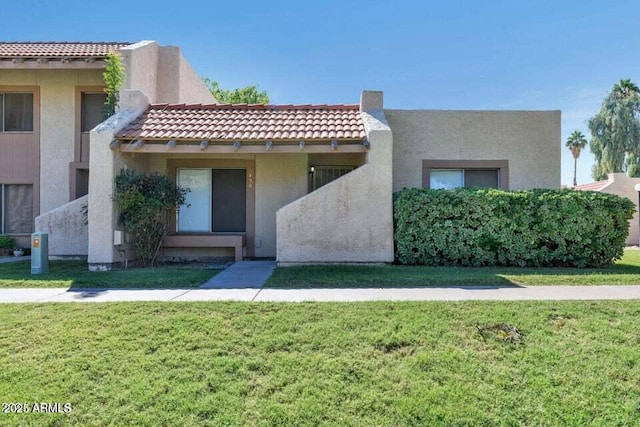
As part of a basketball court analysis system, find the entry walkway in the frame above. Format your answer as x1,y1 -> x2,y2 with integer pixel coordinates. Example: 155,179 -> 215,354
200,261 -> 276,289
1,285 -> 640,303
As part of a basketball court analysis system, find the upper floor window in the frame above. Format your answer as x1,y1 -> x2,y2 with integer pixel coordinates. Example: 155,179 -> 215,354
0,93 -> 34,132
81,93 -> 107,132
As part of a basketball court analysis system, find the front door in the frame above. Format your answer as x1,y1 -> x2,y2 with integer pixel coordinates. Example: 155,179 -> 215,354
211,169 -> 246,232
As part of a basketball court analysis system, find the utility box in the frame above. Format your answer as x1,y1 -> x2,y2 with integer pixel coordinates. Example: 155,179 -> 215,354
31,233 -> 49,275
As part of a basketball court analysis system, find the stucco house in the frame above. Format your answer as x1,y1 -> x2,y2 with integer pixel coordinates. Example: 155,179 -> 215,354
0,40 -> 561,269
574,173 -> 640,246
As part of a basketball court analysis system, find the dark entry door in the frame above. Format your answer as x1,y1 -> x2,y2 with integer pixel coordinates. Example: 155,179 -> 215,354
212,169 -> 246,232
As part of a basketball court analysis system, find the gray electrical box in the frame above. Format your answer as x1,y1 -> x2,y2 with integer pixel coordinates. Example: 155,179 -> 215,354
31,232 -> 49,275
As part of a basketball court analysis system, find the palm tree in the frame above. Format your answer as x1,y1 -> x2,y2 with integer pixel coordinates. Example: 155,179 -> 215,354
613,79 -> 640,99
566,130 -> 588,187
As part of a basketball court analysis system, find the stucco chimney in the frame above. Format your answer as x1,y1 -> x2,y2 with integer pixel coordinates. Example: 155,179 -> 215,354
360,90 -> 383,111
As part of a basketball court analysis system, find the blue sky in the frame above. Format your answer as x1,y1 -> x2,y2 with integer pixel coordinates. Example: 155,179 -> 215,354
3,0 -> 640,186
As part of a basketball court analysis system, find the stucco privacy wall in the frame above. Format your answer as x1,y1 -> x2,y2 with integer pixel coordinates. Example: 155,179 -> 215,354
255,155 -> 308,257
121,41 -> 215,105
595,173 -> 640,246
276,91 -> 394,264
35,195 -> 88,256
88,90 -> 148,267
386,110 -> 561,191
0,69 -> 103,213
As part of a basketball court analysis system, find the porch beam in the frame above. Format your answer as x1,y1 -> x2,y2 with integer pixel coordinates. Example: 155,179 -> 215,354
117,144 -> 367,154
0,59 -> 106,69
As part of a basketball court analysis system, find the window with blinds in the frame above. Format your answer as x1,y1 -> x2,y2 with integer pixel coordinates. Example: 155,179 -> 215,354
0,184 -> 33,234
0,93 -> 34,132
177,168 -> 247,233
430,169 -> 500,189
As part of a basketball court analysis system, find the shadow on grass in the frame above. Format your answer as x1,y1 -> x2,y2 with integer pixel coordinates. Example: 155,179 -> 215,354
265,260 -> 640,289
0,260 -> 217,290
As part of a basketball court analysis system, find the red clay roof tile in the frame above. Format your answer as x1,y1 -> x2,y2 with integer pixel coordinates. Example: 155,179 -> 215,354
573,180 -> 609,191
0,42 -> 131,58
116,103 -> 366,142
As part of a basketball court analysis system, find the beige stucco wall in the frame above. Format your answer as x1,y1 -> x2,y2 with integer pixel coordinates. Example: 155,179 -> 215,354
0,69 -> 103,214
88,41 -> 215,267
255,155 -> 308,257
590,173 -> 640,246
386,109 -> 561,191
121,41 -> 215,105
35,195 -> 88,256
88,98 -> 147,267
120,41 -> 159,103
177,52 -> 218,104
276,92 -> 395,264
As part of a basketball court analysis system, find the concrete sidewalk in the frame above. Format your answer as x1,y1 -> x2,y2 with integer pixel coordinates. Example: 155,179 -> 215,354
0,255 -> 30,264
1,285 -> 640,303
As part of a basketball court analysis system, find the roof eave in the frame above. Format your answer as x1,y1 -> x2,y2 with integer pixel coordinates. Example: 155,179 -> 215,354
0,57 -> 106,69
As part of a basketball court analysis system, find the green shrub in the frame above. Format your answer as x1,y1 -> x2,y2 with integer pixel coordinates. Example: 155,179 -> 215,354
0,235 -> 15,250
394,188 -> 635,267
114,169 -> 188,267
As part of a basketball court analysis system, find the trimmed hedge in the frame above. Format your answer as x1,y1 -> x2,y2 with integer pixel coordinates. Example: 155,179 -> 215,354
394,188 -> 635,267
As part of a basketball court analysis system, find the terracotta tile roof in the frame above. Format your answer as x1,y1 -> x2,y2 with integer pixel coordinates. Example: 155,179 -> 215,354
116,103 -> 366,142
573,180 -> 609,191
0,42 -> 130,58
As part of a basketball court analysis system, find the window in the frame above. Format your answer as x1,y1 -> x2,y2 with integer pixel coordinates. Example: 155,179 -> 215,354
81,93 -> 107,132
177,168 -> 247,233
309,166 -> 354,191
0,93 -> 34,132
431,169 -> 499,189
75,169 -> 90,198
0,184 -> 33,233
423,160 -> 509,190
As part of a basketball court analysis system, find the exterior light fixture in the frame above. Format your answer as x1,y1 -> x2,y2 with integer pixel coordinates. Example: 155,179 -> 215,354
199,141 -> 209,151
166,140 -> 177,150
132,139 -> 144,150
299,140 -> 306,150
331,139 -> 338,150
266,141 -> 274,151
309,166 -> 315,174
233,141 -> 241,151
362,139 -> 370,149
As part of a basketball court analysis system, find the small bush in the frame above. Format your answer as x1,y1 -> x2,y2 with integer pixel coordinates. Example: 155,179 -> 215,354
394,188 -> 635,267
114,169 -> 188,267
0,235 -> 15,249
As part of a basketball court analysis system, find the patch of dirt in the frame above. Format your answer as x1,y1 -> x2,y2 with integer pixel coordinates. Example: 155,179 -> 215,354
477,323 -> 524,344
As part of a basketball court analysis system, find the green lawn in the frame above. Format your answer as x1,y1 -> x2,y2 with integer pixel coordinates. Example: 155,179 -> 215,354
0,301 -> 638,426
267,249 -> 640,288
0,261 -> 216,289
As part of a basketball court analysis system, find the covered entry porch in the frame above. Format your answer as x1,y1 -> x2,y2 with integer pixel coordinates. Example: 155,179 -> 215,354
90,102 -> 368,266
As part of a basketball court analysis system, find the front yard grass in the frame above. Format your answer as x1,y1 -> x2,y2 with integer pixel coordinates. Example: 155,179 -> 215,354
0,301 -> 638,426
0,261 -> 216,289
267,249 -> 640,288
